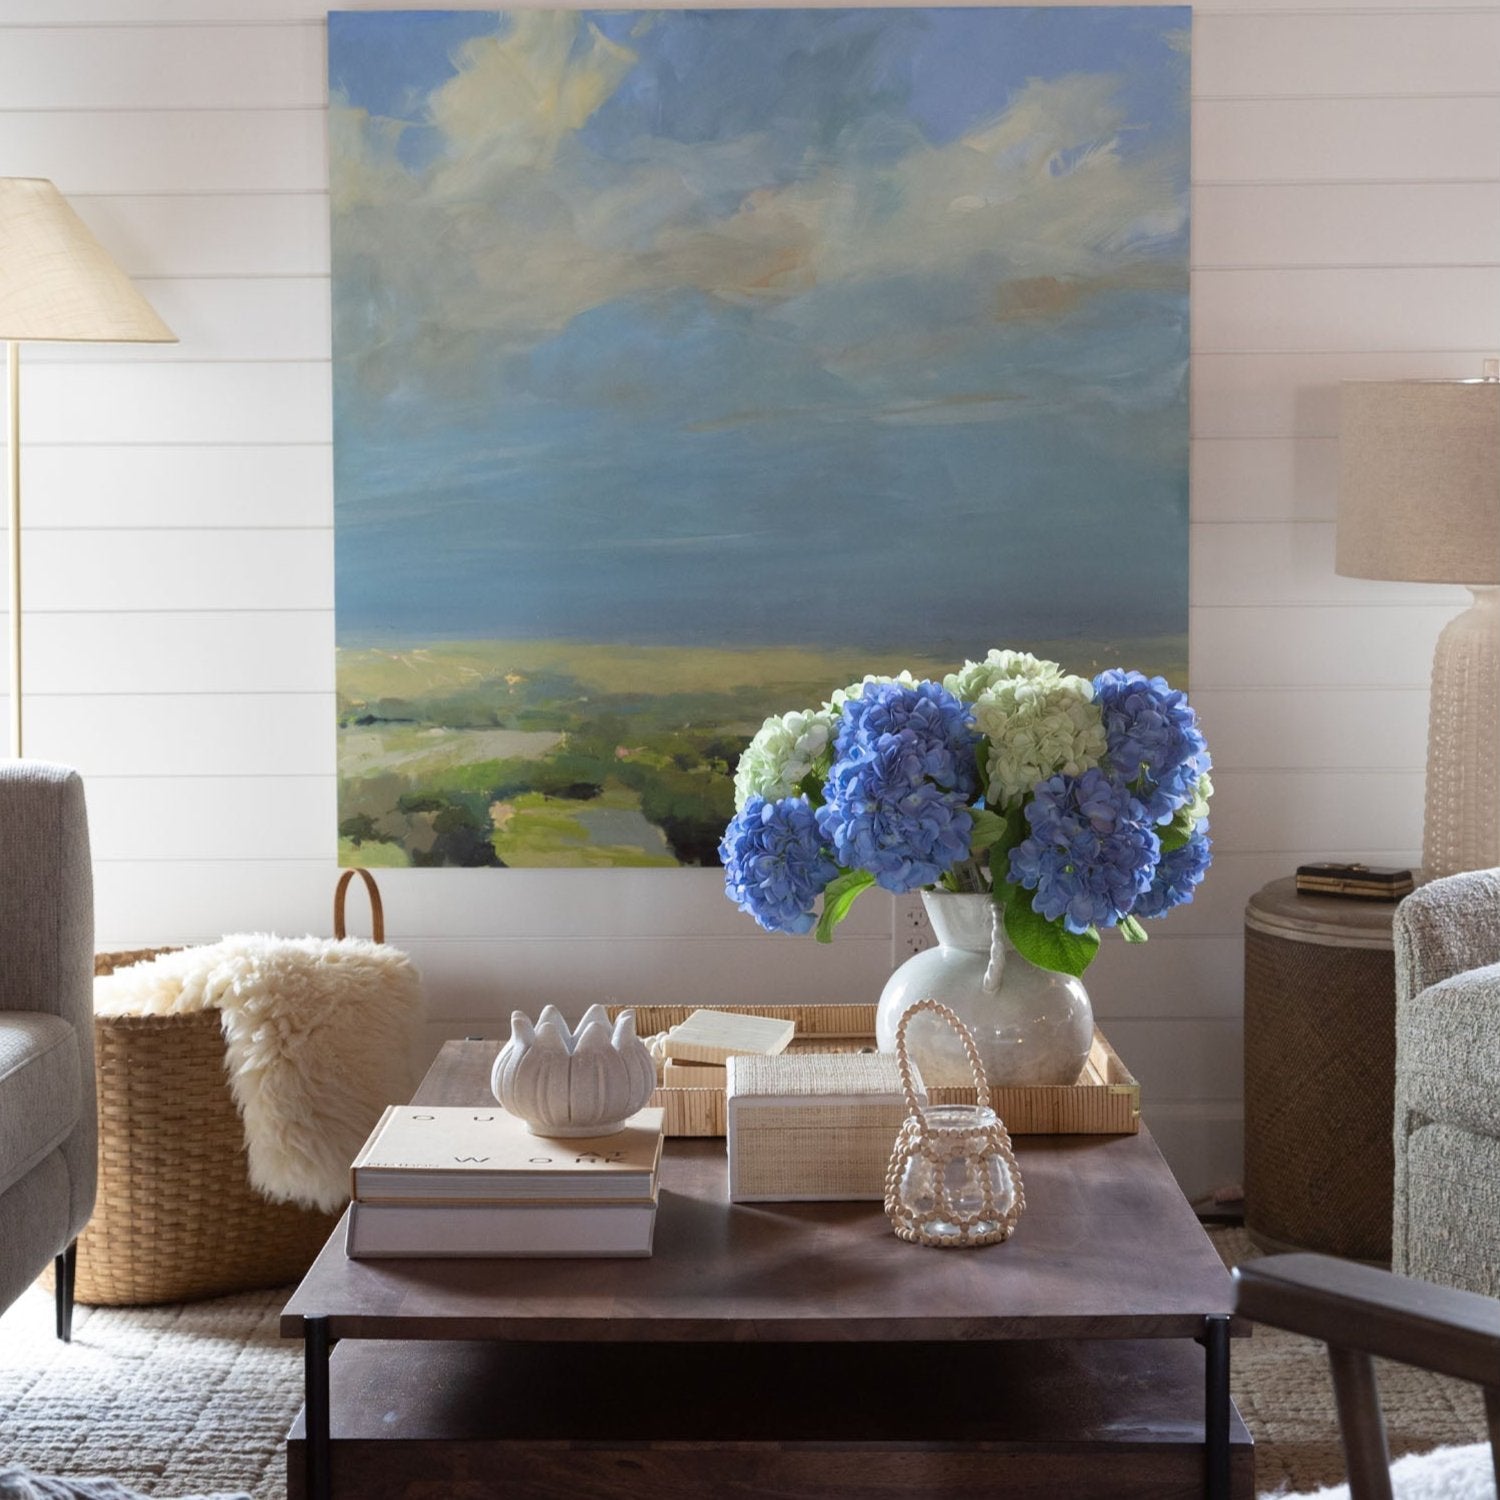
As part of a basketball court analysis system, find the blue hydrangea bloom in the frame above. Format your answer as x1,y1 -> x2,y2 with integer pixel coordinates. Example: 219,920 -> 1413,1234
1007,768 -> 1160,933
1092,669 -> 1211,824
719,795 -> 839,935
833,680 -> 979,799
1134,824 -> 1213,920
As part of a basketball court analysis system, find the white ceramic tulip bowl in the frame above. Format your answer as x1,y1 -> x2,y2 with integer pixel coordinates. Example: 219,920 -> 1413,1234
491,1003 -> 657,1136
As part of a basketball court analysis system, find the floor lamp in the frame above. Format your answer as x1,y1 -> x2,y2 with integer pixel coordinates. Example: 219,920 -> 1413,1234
1337,371 -> 1500,880
0,177 -> 176,758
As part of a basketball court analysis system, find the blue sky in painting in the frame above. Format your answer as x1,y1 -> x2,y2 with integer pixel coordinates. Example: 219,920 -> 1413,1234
328,8 -> 1190,654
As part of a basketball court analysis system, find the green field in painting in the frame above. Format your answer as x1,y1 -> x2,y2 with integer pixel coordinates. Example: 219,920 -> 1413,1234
336,637 -> 1187,869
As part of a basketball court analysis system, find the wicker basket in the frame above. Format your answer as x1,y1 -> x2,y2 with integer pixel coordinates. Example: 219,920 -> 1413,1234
65,945 -> 343,1306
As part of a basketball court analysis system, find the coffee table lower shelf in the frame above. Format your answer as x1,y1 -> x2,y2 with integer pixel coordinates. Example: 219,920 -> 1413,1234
287,1335 -> 1252,1499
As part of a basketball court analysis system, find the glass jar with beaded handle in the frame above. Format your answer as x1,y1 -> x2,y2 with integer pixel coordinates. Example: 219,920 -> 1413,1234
884,998 -> 1026,1248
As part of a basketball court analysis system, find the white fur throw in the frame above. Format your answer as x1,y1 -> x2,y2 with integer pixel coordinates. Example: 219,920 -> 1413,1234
95,935 -> 424,1213
1269,1443 -> 1496,1500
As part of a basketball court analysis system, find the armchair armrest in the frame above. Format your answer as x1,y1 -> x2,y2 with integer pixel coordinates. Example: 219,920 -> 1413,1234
1235,1254 -> 1500,1500
1395,871 -> 1500,1002
1233,1253 -> 1500,1387
0,762 -> 94,1032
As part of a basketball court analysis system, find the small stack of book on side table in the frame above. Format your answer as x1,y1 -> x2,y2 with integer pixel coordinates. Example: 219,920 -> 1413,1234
344,1105 -> 666,1258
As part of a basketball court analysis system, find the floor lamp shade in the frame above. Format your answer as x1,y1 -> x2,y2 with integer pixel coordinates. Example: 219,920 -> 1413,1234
1338,379 -> 1500,880
0,177 -> 176,757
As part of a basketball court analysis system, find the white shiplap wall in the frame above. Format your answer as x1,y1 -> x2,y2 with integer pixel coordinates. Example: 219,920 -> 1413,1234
2,0 -> 1493,1200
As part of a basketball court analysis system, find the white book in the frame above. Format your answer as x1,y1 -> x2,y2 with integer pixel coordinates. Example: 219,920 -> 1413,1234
349,1105 -> 664,1204
345,1199 -> 657,1259
662,1009 -> 795,1066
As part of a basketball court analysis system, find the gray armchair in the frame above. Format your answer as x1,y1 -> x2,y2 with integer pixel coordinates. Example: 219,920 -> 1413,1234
1392,868 -> 1500,1297
0,762 -> 95,1339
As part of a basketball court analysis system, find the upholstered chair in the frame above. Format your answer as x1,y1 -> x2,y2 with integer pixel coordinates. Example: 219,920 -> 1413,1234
0,762 -> 96,1339
1391,868 -> 1500,1297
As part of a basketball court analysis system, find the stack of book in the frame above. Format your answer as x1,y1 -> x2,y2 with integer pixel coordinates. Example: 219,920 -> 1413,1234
344,1105 -> 665,1259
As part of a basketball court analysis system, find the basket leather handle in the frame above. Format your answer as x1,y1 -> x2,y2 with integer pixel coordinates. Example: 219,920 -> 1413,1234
334,868 -> 385,943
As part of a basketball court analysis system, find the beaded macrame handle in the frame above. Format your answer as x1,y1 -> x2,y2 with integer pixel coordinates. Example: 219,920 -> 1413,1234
894,998 -> 992,1126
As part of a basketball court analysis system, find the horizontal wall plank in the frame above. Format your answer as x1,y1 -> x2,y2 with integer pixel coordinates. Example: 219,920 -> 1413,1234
1191,438 -> 1338,525
12,99 -> 1500,204
0,109 -> 326,194
88,847 -> 1421,952
3,529 -> 331,613
8,0 -> 1464,21
30,277 -> 330,364
1193,13 -> 1500,99
1196,97 -> 1500,183
13,362 -> 329,443
20,692 -> 333,776
18,349 -> 1492,449
1192,352 -> 1492,439
1191,686 -> 1428,770
1194,183 -> 1500,269
1193,268 -> 1500,354
86,773 -> 336,860
21,445 -> 332,529
0,23 -> 323,109
32,262 -> 1500,369
19,12 -> 1499,114
91,862 -> 894,952
1192,523 -> 1469,608
403,933 -> 896,1016
22,610 -> 334,693
1190,602 -> 1461,689
71,193 -> 330,280
1208,768 -> 1425,853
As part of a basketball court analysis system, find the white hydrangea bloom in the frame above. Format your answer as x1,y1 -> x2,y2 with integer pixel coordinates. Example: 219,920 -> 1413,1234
733,707 -> 837,811
825,670 -> 917,714
973,674 -> 1107,806
944,649 -> 1061,702
1181,768 -> 1214,829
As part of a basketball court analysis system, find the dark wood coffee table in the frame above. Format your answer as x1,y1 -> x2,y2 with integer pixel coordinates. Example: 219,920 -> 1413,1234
283,1040 -> 1252,1499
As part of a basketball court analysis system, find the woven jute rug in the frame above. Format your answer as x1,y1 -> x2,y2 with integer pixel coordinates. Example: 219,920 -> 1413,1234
0,1227 -> 1489,1499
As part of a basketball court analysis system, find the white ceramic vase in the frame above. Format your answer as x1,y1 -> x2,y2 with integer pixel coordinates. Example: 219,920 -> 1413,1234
491,1003 -> 657,1136
875,891 -> 1093,1087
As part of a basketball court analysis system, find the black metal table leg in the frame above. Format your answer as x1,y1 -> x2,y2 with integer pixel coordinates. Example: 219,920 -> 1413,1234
304,1315 -> 332,1500
1199,1313 -> 1232,1500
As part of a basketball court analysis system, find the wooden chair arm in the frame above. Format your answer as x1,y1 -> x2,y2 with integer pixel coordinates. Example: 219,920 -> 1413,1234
1233,1253 -> 1500,1387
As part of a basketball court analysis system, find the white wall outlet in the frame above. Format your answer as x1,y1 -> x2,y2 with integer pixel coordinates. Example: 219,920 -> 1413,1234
891,892 -> 936,970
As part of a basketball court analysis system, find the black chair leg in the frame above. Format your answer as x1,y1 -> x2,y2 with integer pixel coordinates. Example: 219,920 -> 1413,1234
54,1241 -> 77,1342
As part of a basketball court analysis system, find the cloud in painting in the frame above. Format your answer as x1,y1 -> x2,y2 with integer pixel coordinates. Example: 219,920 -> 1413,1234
330,9 -> 1187,410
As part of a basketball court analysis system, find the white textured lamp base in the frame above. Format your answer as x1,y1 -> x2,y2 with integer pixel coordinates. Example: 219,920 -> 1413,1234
1423,586 -> 1500,880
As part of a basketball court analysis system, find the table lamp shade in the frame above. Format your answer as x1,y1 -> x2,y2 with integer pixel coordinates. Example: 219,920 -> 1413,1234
1337,381 -> 1500,586
0,177 -> 174,343
1336,377 -> 1500,880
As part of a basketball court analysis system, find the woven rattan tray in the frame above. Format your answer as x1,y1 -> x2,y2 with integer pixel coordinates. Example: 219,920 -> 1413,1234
606,1003 -> 1140,1138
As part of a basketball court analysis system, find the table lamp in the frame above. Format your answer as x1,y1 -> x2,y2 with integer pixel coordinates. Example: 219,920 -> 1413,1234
1337,369 -> 1500,879
0,177 -> 176,757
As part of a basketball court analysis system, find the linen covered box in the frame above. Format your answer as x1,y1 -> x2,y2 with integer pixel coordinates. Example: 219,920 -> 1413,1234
725,1052 -> 924,1202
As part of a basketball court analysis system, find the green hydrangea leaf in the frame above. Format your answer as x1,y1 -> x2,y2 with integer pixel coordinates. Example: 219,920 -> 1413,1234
1157,806 -> 1196,854
1119,914 -> 1149,944
815,869 -> 876,944
1000,880 -> 1100,977
967,808 -> 1008,855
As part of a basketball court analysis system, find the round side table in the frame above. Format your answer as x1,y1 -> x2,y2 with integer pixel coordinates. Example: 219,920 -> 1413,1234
1243,877 -> 1399,1263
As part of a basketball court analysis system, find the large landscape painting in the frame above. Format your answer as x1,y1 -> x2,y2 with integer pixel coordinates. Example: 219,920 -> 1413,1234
329,6 -> 1191,868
